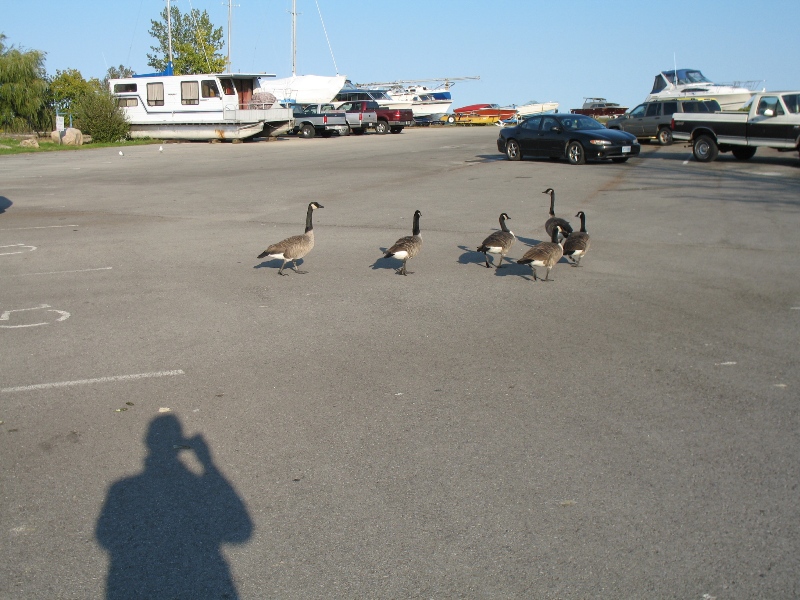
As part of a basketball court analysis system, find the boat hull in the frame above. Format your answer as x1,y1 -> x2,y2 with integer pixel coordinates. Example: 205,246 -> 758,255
125,108 -> 294,140
515,101 -> 559,117
645,89 -> 754,111
256,75 -> 347,105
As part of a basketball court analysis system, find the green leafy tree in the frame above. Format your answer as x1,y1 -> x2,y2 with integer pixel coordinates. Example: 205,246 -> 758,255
0,34 -> 51,132
147,6 -> 225,75
50,68 -> 95,113
73,89 -> 129,143
103,65 -> 136,89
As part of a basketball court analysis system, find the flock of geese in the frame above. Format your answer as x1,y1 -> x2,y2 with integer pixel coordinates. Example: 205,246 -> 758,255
256,188 -> 590,281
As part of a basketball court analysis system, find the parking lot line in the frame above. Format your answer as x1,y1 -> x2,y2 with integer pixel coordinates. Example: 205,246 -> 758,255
0,225 -> 79,230
1,267 -> 113,277
1,370 -> 186,393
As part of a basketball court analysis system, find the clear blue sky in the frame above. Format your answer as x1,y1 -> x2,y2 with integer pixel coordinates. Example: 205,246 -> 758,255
3,0 -> 798,112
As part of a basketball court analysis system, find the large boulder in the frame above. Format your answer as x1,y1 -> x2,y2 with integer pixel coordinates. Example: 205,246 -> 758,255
19,137 -> 39,148
51,128 -> 84,146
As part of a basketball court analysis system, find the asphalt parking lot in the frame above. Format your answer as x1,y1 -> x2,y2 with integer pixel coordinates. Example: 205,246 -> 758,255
1,127 -> 799,598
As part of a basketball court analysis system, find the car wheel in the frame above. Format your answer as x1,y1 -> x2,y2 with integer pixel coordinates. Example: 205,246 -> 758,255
375,121 -> 389,135
732,146 -> 757,160
566,141 -> 585,165
693,135 -> 718,162
299,123 -> 315,139
611,157 -> 629,163
505,139 -> 522,161
657,127 -> 673,146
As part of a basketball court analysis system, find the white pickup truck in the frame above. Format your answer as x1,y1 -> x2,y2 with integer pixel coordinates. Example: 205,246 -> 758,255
671,91 -> 800,161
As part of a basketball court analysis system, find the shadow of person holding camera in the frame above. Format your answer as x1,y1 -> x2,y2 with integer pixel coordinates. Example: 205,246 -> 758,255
96,415 -> 253,599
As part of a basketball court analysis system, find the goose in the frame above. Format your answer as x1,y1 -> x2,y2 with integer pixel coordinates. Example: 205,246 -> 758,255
563,211 -> 590,267
542,188 -> 573,241
257,202 -> 323,275
384,210 -> 422,275
477,212 -> 515,268
517,225 -> 564,281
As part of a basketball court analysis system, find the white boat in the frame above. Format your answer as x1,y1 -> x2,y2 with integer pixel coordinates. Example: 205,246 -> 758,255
333,82 -> 413,110
514,100 -> 559,117
109,72 -> 294,141
645,68 -> 764,110
385,85 -> 453,121
255,74 -> 347,105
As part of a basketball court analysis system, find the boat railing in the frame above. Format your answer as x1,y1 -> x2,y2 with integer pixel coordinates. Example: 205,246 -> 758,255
223,102 -> 293,122
724,80 -> 766,91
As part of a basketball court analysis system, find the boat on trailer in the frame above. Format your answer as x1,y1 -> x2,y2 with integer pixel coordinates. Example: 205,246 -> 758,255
645,68 -> 763,110
109,72 -> 294,141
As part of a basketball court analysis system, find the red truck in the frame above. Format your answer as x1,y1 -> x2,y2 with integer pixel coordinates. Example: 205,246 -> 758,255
335,100 -> 414,134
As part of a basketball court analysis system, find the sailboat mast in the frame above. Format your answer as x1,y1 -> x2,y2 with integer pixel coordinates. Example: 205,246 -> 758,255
291,0 -> 297,76
166,0 -> 174,74
227,0 -> 233,72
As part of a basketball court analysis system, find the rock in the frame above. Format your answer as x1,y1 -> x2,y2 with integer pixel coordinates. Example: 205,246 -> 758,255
20,138 -> 39,148
51,128 -> 84,146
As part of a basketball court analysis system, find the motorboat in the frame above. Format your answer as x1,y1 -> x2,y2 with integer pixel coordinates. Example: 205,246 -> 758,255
255,74 -> 347,105
333,82 -> 413,110
452,104 -> 518,124
645,69 -> 763,110
386,85 -> 453,121
570,98 -> 627,118
514,100 -> 559,118
109,72 -> 294,141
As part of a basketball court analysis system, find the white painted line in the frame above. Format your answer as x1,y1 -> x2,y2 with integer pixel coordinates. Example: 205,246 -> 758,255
1,370 -> 186,393
0,304 -> 70,328
1,267 -> 112,277
0,244 -> 37,256
0,225 -> 78,231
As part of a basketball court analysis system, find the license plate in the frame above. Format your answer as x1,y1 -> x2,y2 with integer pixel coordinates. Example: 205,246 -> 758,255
622,146 -> 631,153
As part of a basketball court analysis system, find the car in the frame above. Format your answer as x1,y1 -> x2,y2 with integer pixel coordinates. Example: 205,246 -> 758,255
606,98 -> 721,145
497,113 -> 640,165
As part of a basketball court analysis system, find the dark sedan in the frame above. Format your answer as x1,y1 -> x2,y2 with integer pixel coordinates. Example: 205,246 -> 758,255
497,113 -> 640,164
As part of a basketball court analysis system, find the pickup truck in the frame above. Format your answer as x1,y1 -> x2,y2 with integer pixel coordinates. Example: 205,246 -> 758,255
671,91 -> 800,162
326,101 -> 378,134
288,103 -> 348,138
333,100 -> 414,134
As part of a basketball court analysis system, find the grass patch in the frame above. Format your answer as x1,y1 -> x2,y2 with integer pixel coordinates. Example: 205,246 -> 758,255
0,136 -> 161,156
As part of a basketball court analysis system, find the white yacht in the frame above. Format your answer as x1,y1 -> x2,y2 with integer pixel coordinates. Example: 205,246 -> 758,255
109,72 -> 294,141
645,69 -> 764,110
255,74 -> 347,105
385,85 -> 453,121
333,82 -> 413,110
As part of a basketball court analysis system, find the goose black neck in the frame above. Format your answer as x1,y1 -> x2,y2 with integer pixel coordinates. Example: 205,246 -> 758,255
550,227 -> 560,243
549,190 -> 556,216
579,212 -> 587,233
499,214 -> 510,232
412,211 -> 421,236
305,204 -> 314,233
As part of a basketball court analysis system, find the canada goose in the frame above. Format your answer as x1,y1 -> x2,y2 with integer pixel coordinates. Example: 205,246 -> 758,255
384,210 -> 422,275
477,212 -> 515,268
257,202 -> 323,275
517,225 -> 564,281
563,211 -> 590,267
542,188 -> 573,241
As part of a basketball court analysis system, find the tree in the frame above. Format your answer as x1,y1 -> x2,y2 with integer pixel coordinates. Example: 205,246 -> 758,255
147,6 -> 225,75
50,69 -> 95,113
103,65 -> 136,89
73,89 -> 129,143
0,33 -> 51,132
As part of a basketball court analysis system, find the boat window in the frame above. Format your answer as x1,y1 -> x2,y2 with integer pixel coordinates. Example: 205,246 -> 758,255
219,78 -> 236,95
756,96 -> 784,117
661,101 -> 678,116
522,116 -> 542,130
781,94 -> 800,114
114,83 -> 137,93
147,82 -> 164,106
202,80 -> 220,98
645,104 -> 660,117
682,70 -> 711,85
116,97 -> 138,108
181,81 -> 200,105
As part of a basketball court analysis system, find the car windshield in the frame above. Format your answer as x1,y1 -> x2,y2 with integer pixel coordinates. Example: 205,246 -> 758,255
560,116 -> 604,130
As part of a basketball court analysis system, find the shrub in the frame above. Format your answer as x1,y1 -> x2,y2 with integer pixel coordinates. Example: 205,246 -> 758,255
73,90 -> 129,142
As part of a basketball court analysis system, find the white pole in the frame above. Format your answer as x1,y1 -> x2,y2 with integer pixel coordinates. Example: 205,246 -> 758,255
227,0 -> 233,72
291,0 -> 297,76
166,0 -> 174,72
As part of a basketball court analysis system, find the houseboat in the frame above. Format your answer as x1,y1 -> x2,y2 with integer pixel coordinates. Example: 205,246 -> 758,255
109,72 -> 294,141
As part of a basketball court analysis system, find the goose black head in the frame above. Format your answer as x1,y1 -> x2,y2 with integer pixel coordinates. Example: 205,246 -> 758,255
309,202 -> 324,210
500,212 -> 510,220
542,188 -> 554,196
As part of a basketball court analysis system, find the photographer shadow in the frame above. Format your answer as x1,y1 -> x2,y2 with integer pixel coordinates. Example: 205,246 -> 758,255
96,414 -> 253,600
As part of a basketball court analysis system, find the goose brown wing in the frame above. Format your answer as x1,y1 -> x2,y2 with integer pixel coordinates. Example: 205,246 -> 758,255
386,235 -> 422,257
563,232 -> 589,256
260,232 -> 313,259
478,230 -> 515,252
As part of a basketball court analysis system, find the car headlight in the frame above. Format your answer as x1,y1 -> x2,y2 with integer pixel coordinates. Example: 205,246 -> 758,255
589,139 -> 613,146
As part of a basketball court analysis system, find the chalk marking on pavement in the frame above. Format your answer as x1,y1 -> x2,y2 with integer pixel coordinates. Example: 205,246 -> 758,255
1,267 -> 112,277
1,370 -> 186,393
0,304 -> 70,328
0,225 -> 78,231
0,244 -> 37,256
